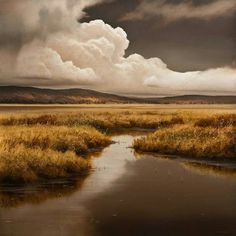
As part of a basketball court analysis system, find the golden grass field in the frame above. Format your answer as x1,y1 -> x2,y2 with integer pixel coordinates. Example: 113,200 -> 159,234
134,123 -> 235,158
0,105 -> 235,183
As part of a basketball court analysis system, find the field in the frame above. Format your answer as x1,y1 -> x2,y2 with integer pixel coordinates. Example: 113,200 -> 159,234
0,105 -> 235,183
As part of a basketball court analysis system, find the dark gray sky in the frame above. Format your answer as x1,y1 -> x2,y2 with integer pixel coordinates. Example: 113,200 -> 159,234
0,0 -> 235,95
83,0 -> 236,72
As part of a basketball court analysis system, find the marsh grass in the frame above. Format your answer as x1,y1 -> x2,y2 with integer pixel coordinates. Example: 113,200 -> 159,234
0,109 -> 235,184
134,124 -> 236,159
0,111 -> 184,183
1,126 -> 111,155
0,125 -> 111,183
0,145 -> 90,183
0,111 -> 184,131
194,114 -> 236,128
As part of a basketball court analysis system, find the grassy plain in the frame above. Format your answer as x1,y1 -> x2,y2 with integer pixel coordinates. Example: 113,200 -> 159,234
0,104 -> 235,183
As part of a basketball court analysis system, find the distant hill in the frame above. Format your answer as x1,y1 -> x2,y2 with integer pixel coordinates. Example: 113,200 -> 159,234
148,95 -> 236,104
0,86 -> 235,104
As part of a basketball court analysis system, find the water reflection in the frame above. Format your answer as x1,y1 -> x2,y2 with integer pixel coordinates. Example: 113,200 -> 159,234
69,135 -> 137,201
182,161 -> 236,179
0,178 -> 85,208
137,152 -> 236,179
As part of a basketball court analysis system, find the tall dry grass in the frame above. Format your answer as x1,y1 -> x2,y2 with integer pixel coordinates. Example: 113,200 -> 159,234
0,125 -> 111,183
0,126 -> 111,155
0,110 -> 235,184
134,120 -> 236,159
133,112 -> 236,159
0,110 -> 184,183
194,114 -> 236,128
0,111 -> 184,131
0,145 -> 90,183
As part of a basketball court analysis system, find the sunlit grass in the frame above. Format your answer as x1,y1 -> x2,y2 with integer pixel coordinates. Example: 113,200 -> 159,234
134,113 -> 236,159
0,109 -> 235,184
0,145 -> 90,183
0,125 -> 111,183
0,125 -> 111,155
0,111 -> 184,131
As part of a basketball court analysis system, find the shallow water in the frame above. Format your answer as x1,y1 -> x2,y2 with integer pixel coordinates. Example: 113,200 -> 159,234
0,104 -> 236,114
0,135 -> 236,236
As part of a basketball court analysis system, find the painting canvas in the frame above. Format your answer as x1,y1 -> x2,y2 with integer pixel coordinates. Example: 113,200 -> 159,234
0,1 -> 235,236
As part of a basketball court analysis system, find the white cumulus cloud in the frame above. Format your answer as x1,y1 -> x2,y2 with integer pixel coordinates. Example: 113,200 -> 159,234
16,40 -> 98,86
0,0 -> 236,95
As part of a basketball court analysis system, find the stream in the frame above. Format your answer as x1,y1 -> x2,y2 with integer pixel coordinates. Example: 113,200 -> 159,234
0,134 -> 236,236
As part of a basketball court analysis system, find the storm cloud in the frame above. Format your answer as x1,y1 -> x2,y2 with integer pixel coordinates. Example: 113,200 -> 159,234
0,0 -> 235,95
121,0 -> 236,23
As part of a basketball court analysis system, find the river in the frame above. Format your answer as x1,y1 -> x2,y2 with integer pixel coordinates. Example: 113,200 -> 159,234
0,135 -> 236,236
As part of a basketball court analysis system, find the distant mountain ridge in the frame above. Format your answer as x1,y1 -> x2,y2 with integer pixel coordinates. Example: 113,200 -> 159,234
0,86 -> 235,104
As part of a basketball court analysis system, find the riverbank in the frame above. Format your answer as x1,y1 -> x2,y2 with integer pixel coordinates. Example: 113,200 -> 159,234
0,106 -> 235,184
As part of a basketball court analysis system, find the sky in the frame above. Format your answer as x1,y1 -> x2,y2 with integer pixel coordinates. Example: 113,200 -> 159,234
0,0 -> 235,96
